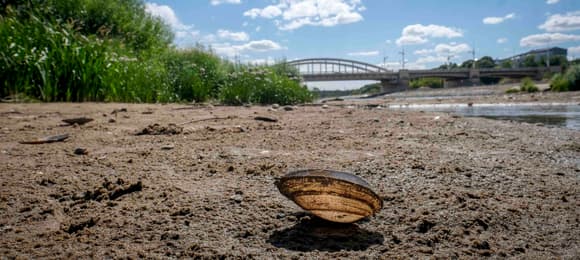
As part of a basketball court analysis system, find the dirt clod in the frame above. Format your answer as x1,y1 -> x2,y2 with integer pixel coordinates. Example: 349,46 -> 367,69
135,123 -> 182,135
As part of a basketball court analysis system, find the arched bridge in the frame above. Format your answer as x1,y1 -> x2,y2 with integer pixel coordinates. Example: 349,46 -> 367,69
285,58 -> 558,91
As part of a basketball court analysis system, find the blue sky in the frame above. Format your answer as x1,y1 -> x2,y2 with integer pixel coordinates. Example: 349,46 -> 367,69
145,0 -> 580,89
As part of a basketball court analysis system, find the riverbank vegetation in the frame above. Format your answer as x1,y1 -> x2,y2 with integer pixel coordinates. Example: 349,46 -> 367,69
0,0 -> 312,104
550,65 -> 580,92
409,78 -> 443,89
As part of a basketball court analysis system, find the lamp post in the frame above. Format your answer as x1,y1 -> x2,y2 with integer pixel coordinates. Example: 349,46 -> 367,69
399,48 -> 405,70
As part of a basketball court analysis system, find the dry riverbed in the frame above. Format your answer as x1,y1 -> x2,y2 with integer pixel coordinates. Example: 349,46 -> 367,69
0,100 -> 578,258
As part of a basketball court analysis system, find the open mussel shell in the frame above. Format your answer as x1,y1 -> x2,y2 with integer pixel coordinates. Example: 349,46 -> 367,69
276,169 -> 382,223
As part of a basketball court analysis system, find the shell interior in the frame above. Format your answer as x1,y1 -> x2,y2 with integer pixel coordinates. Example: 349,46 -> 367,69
277,169 -> 382,223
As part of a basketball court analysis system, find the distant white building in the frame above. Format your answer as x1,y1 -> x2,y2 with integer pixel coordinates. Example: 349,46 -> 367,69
497,47 -> 567,67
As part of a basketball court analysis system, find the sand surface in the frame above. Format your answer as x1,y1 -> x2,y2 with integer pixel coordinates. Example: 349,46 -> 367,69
0,92 -> 579,258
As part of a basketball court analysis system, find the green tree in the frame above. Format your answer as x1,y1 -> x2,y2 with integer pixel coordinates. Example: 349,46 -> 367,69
500,60 -> 513,68
476,56 -> 496,68
461,59 -> 475,68
522,55 -> 539,67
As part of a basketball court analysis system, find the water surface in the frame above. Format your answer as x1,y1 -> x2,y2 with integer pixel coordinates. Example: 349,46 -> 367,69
387,103 -> 580,130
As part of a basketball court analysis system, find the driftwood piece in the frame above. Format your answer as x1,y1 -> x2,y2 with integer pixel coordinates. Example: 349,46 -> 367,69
62,117 -> 93,125
19,133 -> 70,144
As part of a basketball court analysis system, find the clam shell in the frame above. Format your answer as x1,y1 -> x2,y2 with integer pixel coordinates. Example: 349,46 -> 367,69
276,169 -> 382,223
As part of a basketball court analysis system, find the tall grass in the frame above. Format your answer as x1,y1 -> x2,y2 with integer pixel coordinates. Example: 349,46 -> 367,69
0,0 -> 314,105
0,13 -> 171,102
164,48 -> 226,102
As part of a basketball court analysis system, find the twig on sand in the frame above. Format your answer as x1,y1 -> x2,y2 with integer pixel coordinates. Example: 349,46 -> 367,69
178,116 -> 236,126
19,133 -> 70,144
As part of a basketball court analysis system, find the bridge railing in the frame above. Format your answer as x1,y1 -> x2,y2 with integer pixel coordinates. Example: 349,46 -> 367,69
286,58 -> 390,74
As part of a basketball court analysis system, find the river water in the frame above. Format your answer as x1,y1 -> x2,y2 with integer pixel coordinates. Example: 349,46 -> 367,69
386,103 -> 580,131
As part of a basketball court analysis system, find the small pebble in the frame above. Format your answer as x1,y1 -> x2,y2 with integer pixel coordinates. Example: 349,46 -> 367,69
74,148 -> 88,155
161,145 -> 174,150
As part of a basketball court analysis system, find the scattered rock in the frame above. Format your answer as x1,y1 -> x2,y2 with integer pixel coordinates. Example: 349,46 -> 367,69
62,117 -> 93,126
472,240 -> 490,250
74,148 -> 88,155
322,104 -> 329,109
254,116 -> 278,122
160,145 -> 175,150
283,106 -> 294,111
142,111 -> 154,115
111,108 -> 127,115
135,123 -> 183,135
272,104 -> 280,109
230,194 -> 243,203
416,219 -> 436,233
83,179 -> 143,201
108,118 -> 116,123
66,218 -> 97,234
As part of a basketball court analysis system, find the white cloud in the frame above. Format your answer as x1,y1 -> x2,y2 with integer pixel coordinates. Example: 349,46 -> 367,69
211,40 -> 283,57
217,29 -> 249,41
347,51 -> 379,57
497,37 -> 508,44
539,11 -> 580,32
396,24 -> 462,46
411,43 -> 470,67
416,55 -> 448,64
567,45 -> 580,56
243,0 -> 365,30
145,3 -> 202,46
210,0 -> 241,5
434,43 -> 471,55
414,48 -> 433,55
414,43 -> 470,56
244,57 -> 277,65
520,33 -> 580,47
546,0 -> 559,4
145,3 -> 191,31
483,13 -> 515,25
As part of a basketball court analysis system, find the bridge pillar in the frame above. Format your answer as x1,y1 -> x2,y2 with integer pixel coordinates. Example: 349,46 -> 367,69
469,68 -> 480,86
443,79 -> 461,88
380,80 -> 406,94
380,70 -> 410,94
398,70 -> 410,88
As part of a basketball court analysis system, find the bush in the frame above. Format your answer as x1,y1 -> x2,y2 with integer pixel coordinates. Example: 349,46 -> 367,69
505,87 -> 520,94
564,64 -> 580,91
164,48 -> 226,102
519,77 -> 538,93
219,67 -> 313,105
409,78 -> 443,88
549,65 -> 580,92
550,73 -> 570,92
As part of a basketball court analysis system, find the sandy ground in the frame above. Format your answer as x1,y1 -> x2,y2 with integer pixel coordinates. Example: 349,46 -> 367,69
0,89 -> 579,258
